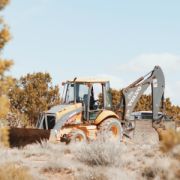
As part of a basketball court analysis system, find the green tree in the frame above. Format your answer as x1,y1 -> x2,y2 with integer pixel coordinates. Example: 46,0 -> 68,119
0,0 -> 14,120
9,72 -> 60,125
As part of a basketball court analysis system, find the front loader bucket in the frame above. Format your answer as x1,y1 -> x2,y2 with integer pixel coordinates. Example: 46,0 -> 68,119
0,127 -> 50,148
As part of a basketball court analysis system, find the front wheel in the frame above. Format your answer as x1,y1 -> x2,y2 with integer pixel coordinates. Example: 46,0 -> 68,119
69,129 -> 87,143
98,118 -> 123,141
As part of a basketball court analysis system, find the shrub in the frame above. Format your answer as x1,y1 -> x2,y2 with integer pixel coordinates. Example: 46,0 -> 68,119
160,129 -> 180,152
0,163 -> 33,180
141,154 -> 180,180
0,127 -> 9,147
74,137 -> 125,167
75,167 -> 108,180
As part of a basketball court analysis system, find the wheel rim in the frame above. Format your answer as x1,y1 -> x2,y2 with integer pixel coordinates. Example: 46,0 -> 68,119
75,134 -> 84,142
110,125 -> 119,139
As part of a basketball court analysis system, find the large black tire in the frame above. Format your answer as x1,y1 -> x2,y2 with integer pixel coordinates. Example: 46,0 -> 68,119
98,118 -> 123,141
69,129 -> 87,143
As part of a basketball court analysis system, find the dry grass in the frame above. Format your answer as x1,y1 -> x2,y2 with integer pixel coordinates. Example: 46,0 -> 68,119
160,129 -> 180,152
0,163 -> 33,180
74,139 -> 124,167
75,167 -> 111,180
140,128 -> 180,180
40,157 -> 74,175
0,128 -> 9,147
75,166 -> 133,180
141,156 -> 180,180
0,131 -> 180,180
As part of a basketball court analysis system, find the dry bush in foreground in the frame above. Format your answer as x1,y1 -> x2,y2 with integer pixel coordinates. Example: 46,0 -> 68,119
76,142 -> 119,166
0,163 -> 33,180
0,128 -> 9,147
74,138 -> 124,167
75,167 -> 109,180
73,137 -> 135,179
141,156 -> 180,180
160,129 -> 180,152
75,166 -> 132,180
1,133 -> 180,180
42,166 -> 73,174
41,158 -> 74,175
170,144 -> 180,161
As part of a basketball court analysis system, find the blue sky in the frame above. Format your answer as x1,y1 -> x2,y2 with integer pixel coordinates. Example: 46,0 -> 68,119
2,0 -> 180,105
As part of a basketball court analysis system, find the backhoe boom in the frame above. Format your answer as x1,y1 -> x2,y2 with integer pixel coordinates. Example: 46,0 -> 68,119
120,66 -> 165,121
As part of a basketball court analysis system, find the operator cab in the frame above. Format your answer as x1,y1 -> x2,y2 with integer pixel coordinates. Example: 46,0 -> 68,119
62,78 -> 112,121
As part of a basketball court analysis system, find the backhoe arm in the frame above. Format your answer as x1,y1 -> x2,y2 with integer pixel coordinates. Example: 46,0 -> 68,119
120,66 -> 165,121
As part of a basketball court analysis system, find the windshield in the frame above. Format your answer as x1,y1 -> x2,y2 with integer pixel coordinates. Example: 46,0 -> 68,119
76,83 -> 89,103
62,83 -> 89,104
64,83 -> 75,104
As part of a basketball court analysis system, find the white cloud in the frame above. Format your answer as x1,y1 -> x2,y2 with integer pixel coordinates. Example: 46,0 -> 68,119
86,53 -> 180,105
96,74 -> 124,89
167,81 -> 180,106
111,53 -> 180,105
118,53 -> 180,74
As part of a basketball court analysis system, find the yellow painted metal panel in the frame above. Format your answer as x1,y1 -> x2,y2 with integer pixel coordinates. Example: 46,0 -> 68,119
67,78 -> 109,83
94,110 -> 119,125
55,103 -> 82,121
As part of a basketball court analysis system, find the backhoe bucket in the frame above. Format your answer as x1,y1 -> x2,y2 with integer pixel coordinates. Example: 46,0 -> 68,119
0,127 -> 50,148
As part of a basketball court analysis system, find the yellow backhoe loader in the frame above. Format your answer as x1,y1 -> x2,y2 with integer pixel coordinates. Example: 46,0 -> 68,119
0,66 -> 165,147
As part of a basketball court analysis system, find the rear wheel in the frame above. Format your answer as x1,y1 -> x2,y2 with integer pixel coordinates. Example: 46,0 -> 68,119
98,118 -> 123,141
69,129 -> 87,143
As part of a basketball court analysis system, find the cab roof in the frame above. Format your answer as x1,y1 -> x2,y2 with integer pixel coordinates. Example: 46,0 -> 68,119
66,78 -> 109,83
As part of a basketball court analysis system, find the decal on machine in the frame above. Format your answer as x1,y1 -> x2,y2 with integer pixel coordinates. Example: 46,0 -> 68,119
65,112 -> 81,125
153,79 -> 158,88
127,86 -> 142,107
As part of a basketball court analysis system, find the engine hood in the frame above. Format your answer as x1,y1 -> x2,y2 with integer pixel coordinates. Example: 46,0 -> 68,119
48,103 -> 82,131
47,104 -> 78,114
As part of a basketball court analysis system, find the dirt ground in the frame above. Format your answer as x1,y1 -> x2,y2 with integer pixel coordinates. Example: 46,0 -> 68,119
0,120 -> 179,180
133,120 -> 159,145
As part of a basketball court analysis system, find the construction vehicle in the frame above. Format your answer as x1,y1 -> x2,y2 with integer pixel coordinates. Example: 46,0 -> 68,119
0,66 -> 165,147
35,65 -> 165,143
